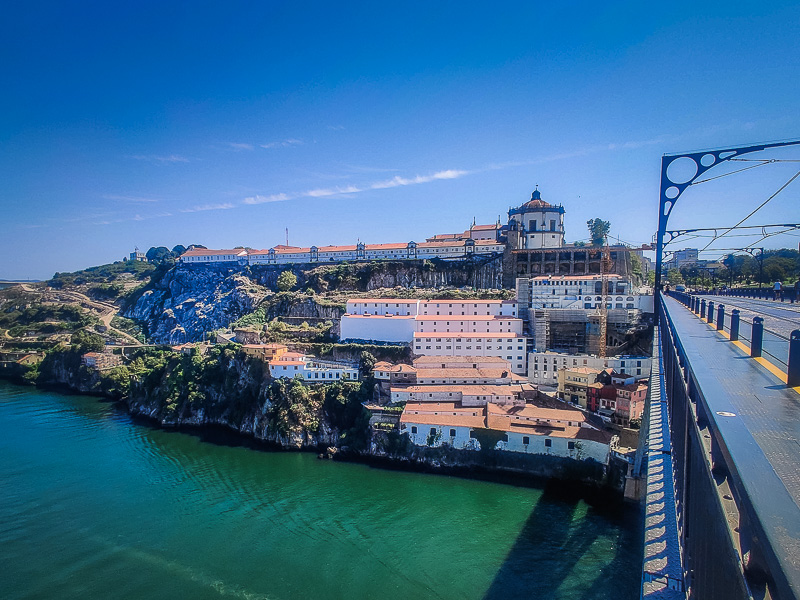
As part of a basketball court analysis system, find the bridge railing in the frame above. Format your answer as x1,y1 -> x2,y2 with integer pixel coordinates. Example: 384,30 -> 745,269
715,286 -> 798,303
668,290 -> 799,385
658,295 -> 800,599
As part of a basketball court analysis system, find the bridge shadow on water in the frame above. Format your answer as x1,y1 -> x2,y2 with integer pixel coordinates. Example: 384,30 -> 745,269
483,481 -> 641,600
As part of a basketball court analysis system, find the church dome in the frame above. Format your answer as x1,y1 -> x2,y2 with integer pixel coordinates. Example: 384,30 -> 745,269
522,186 -> 551,209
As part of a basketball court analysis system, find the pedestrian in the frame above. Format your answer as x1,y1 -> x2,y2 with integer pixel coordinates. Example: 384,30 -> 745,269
773,280 -> 782,301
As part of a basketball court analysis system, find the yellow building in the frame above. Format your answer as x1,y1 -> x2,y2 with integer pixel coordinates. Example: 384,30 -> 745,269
242,343 -> 288,361
557,366 -> 602,408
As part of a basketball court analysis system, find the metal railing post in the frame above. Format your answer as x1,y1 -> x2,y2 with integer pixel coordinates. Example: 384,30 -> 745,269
701,299 -> 706,319
751,317 -> 764,358
788,330 -> 800,387
730,309 -> 740,341
707,301 -> 715,323
717,304 -> 725,330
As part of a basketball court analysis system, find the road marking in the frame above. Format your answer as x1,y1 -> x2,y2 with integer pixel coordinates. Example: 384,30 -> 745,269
692,305 -> 797,391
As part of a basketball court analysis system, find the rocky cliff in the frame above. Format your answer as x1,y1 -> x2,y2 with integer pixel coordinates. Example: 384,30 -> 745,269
32,346 -> 370,450
123,257 -> 506,344
123,265 -> 269,344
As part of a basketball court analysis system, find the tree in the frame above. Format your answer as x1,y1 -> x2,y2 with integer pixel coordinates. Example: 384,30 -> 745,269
171,245 -> 187,257
277,271 -> 297,291
587,218 -> 611,246
71,329 -> 104,353
666,268 -> 684,285
359,351 -> 376,375
146,246 -> 172,263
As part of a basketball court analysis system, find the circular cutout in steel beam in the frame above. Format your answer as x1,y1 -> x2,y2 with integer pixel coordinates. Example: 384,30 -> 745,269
716,411 -> 736,417
665,186 -> 679,199
666,156 -> 698,184
700,154 -> 716,167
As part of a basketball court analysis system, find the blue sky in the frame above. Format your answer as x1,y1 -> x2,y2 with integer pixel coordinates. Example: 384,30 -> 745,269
2,1 -> 799,279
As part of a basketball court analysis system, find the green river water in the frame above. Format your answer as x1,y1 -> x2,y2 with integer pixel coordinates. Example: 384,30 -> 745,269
0,381 -> 641,600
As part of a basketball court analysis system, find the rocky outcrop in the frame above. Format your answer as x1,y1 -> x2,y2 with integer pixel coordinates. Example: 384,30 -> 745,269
123,265 -> 269,344
253,256 -> 504,292
122,258 -> 505,344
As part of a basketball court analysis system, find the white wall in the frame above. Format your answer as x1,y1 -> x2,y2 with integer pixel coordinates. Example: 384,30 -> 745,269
495,432 -> 609,463
412,335 -> 528,374
400,423 -> 480,450
529,352 -> 651,385
340,315 -> 417,342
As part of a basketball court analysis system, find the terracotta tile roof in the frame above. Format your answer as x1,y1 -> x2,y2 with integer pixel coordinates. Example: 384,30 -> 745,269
347,299 -> 420,304
413,355 -> 509,365
416,315 -> 521,321
343,314 -> 417,320
243,343 -> 288,349
183,248 -> 248,257
414,368 -> 514,379
529,274 -> 624,281
564,367 -> 603,375
400,402 -> 486,428
412,332 -> 525,339
393,384 -> 531,396
274,247 -> 312,254
422,299 -> 505,304
487,402 -> 586,424
364,243 -> 410,250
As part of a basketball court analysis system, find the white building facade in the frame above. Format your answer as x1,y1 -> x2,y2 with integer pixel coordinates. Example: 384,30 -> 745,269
269,353 -> 359,382
399,402 -> 611,463
517,274 -> 654,311
412,333 -> 528,375
529,351 -> 651,386
194,239 -> 505,267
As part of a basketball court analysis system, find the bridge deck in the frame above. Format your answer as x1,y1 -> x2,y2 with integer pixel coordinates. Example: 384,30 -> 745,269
665,296 -> 800,506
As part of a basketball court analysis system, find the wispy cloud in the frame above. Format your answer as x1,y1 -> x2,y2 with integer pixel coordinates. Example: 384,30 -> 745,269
181,202 -> 236,213
260,139 -> 303,149
240,168 -> 473,206
103,194 -> 160,203
306,185 -> 362,198
327,125 -> 346,131
370,169 -> 469,190
91,211 -> 173,226
129,154 -> 190,164
226,142 -> 254,151
243,193 -> 292,205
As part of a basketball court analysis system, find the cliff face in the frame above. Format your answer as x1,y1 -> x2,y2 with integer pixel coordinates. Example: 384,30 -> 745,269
123,265 -> 269,344
284,256 -> 504,292
123,258 -> 505,344
34,347 -> 364,450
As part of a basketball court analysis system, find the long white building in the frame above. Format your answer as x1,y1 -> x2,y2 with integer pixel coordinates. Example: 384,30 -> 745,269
180,238 -> 505,266
268,352 -> 359,382
399,401 -> 611,463
516,274 -> 654,311
339,299 -> 528,374
528,351 -> 651,386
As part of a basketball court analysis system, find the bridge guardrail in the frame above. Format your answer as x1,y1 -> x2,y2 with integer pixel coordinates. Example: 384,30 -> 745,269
658,294 -> 800,599
692,286 -> 799,304
668,290 -> 799,385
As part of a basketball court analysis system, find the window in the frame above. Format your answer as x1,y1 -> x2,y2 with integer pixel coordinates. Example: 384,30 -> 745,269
568,441 -> 575,450
544,439 -> 552,447
522,436 -> 530,445
411,426 -> 417,434
449,429 -> 456,437
430,428 -> 437,435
